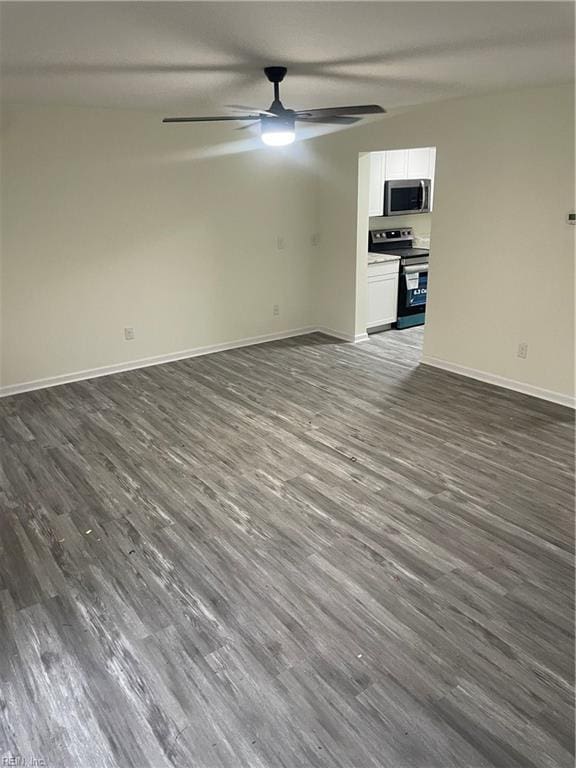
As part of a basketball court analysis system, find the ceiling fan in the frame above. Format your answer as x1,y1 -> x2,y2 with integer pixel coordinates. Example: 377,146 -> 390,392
163,66 -> 385,146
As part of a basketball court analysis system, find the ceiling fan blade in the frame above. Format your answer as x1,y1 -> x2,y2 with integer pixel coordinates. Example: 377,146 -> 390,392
236,121 -> 261,131
226,104 -> 276,117
297,115 -> 361,125
295,105 -> 385,118
163,115 -> 259,123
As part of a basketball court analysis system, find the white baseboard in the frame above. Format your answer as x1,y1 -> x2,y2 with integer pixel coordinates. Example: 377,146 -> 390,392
0,326 -> 364,398
316,326 -> 368,343
3,333 -> 571,408
421,355 -> 575,409
0,327 -> 316,398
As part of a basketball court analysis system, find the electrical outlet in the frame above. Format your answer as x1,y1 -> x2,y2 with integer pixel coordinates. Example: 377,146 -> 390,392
273,304 -> 280,317
276,236 -> 285,250
124,327 -> 135,341
517,342 -> 528,359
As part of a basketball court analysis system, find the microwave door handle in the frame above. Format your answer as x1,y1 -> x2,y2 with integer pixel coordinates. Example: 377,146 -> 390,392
419,180 -> 426,211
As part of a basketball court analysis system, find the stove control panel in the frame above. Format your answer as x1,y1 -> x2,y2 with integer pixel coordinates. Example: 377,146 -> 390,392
370,228 -> 413,243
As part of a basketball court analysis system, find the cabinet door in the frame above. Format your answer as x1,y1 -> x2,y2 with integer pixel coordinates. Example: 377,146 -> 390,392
383,150 -> 409,180
428,147 -> 436,210
368,152 -> 384,217
428,147 -> 436,179
407,147 -> 432,179
367,275 -> 399,327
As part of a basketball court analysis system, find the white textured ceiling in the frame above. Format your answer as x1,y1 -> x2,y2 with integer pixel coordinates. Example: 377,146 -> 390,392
0,1 -> 573,115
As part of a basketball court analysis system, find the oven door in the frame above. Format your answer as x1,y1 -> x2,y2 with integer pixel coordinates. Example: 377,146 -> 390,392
400,264 -> 428,312
384,179 -> 430,216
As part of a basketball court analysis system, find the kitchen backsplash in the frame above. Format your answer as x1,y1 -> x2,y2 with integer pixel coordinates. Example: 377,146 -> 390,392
369,212 -> 432,242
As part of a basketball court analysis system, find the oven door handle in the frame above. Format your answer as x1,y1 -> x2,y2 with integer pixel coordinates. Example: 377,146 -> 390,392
404,263 -> 429,274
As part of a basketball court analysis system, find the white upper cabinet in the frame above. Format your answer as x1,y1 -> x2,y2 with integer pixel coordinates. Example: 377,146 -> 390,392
407,147 -> 434,179
382,150 -> 409,180
382,147 -> 436,181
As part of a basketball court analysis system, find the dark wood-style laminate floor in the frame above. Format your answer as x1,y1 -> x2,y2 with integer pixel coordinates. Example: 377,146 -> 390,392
0,328 -> 574,768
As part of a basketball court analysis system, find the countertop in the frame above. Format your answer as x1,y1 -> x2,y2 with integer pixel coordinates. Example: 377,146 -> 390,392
368,253 -> 401,265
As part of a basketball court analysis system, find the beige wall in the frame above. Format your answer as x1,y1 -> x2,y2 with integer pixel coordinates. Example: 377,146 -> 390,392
2,85 -> 574,404
314,84 -> 575,400
0,105 -> 319,388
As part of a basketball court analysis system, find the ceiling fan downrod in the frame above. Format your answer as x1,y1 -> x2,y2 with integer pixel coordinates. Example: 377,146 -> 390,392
264,66 -> 288,109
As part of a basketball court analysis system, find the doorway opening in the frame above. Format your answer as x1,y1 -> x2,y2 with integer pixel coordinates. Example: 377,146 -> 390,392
355,147 -> 437,360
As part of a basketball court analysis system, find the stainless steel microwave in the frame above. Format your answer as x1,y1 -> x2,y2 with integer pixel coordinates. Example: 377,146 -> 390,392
384,178 -> 431,216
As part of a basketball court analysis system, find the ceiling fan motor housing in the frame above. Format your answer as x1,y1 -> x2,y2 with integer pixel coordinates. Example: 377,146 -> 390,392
264,66 -> 287,84
261,112 -> 295,134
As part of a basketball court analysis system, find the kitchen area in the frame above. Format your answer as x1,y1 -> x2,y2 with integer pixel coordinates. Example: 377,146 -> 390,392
366,147 -> 435,333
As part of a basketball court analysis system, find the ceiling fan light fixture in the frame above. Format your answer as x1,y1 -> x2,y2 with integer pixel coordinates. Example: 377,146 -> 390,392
261,130 -> 295,147
260,114 -> 295,146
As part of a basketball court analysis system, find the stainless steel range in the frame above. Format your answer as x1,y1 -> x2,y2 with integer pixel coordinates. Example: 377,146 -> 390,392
368,227 -> 429,329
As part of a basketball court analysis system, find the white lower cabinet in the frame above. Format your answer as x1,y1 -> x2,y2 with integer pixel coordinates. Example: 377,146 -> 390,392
367,261 -> 400,329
